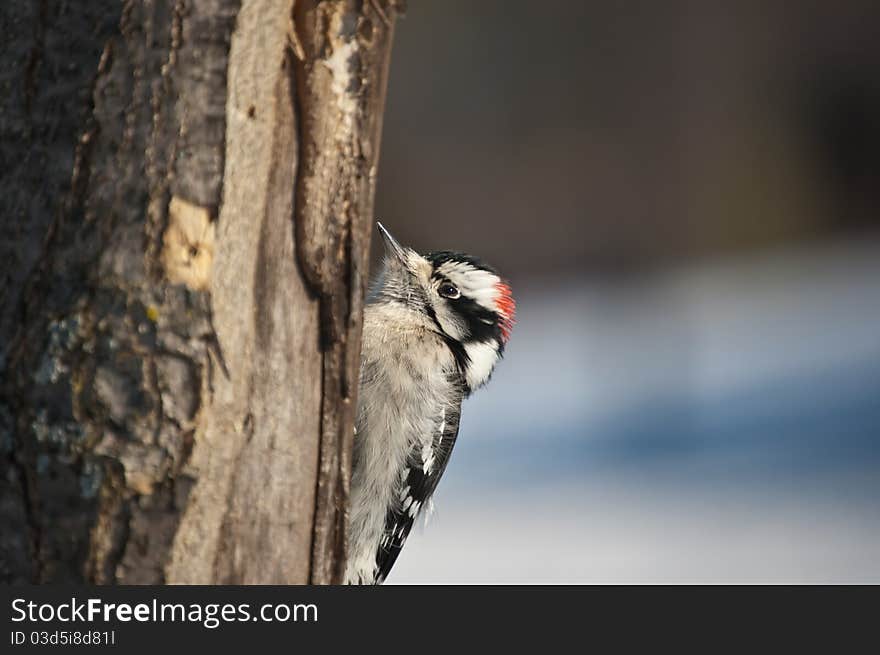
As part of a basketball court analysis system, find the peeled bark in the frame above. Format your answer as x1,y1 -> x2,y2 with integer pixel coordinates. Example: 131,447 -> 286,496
0,0 -> 398,584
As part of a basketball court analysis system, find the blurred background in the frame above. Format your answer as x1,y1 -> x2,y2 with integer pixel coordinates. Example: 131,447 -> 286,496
372,1 -> 880,583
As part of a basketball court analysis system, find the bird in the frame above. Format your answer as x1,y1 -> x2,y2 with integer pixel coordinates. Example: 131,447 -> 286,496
345,222 -> 515,584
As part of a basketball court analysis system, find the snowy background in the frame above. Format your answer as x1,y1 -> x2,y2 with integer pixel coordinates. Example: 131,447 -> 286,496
388,238 -> 880,583
374,3 -> 880,583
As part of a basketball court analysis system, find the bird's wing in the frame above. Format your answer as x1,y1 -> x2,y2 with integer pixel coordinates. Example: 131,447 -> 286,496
374,397 -> 463,583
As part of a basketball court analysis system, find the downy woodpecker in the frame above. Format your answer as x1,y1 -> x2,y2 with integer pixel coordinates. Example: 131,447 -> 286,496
346,223 -> 515,584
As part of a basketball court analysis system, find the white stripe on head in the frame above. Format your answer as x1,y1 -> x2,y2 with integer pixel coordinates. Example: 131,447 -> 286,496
463,340 -> 500,390
435,261 -> 501,313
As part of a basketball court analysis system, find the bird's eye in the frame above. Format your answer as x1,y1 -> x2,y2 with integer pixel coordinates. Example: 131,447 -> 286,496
438,283 -> 460,299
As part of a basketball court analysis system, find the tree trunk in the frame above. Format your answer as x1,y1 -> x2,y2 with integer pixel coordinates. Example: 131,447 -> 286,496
0,0 -> 398,584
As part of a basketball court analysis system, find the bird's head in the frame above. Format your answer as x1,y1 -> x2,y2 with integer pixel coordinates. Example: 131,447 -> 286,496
371,222 -> 516,393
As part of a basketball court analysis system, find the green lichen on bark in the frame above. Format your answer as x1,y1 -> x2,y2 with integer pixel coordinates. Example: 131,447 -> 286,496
1,0 -> 237,583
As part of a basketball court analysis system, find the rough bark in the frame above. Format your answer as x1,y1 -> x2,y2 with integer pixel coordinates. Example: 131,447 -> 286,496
0,0 -> 398,584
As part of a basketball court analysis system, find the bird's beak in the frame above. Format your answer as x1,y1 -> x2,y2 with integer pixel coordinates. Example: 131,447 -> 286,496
377,221 -> 407,264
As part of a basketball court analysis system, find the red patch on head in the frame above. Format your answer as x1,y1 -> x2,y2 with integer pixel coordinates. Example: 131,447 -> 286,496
494,281 -> 516,343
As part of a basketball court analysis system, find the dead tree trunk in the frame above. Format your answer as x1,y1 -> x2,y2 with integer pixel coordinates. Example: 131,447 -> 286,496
0,0 -> 398,584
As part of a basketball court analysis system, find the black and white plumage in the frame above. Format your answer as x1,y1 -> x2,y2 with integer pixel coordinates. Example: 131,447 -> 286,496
345,223 -> 515,584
